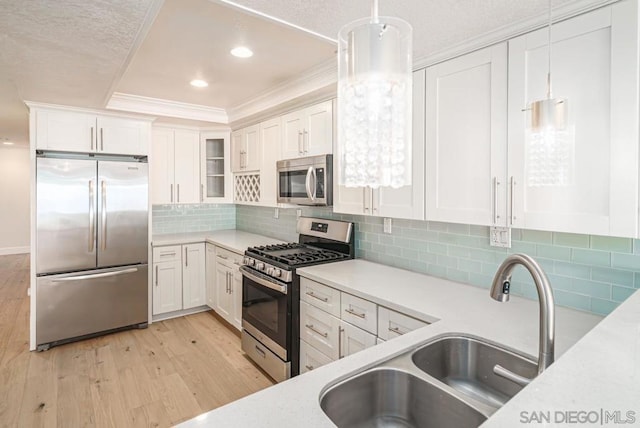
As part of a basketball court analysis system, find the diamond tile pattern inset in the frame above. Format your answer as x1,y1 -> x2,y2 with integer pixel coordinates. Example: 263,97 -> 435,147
235,174 -> 260,203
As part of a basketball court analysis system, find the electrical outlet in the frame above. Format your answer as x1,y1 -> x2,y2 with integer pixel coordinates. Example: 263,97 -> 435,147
273,208 -> 279,219
490,226 -> 512,248
296,209 -> 302,218
383,218 -> 393,234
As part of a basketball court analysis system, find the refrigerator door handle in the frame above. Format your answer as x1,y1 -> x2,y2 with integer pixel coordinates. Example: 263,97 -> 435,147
51,267 -> 139,282
89,180 -> 95,253
101,180 -> 107,251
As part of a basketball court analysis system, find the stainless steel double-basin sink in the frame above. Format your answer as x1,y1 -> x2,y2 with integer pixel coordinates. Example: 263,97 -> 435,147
320,335 -> 537,428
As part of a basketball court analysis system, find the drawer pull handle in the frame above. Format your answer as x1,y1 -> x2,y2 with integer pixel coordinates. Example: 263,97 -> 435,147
160,252 -> 176,256
345,308 -> 366,319
218,255 -> 228,260
305,324 -> 328,338
255,345 -> 266,358
389,326 -> 407,335
306,291 -> 328,302
305,364 -> 314,371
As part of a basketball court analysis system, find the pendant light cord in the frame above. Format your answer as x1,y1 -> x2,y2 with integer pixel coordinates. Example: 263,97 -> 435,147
371,0 -> 379,24
547,0 -> 553,99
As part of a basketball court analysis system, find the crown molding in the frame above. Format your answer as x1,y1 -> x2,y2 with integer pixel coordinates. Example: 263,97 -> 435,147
24,100 -> 156,121
414,0 -> 619,69
227,58 -> 337,124
106,92 -> 228,123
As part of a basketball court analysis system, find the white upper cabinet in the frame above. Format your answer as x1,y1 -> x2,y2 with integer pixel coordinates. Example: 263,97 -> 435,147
34,107 -> 150,155
425,43 -> 508,226
200,131 -> 232,203
231,124 -> 260,172
507,1 -> 639,237
151,127 -> 200,205
334,70 -> 426,220
281,100 -> 333,159
259,117 -> 281,206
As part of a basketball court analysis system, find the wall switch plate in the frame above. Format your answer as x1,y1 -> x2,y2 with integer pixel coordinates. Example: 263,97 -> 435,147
296,209 -> 302,218
490,226 -> 511,248
273,208 -> 279,219
383,218 -> 392,234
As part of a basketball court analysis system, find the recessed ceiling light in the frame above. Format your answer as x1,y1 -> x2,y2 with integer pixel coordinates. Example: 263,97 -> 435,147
230,47 -> 253,58
190,79 -> 208,88
2,141 -> 14,146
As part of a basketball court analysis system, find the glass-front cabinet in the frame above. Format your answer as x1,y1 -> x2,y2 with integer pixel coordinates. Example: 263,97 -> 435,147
200,131 -> 232,203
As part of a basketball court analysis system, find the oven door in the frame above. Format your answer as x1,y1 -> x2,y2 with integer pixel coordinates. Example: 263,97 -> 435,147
240,266 -> 290,361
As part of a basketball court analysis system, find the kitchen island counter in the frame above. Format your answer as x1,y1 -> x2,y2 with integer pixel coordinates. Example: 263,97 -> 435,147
178,259 -> 616,428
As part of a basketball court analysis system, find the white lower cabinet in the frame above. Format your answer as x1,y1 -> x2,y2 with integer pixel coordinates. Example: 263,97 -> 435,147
152,243 -> 206,317
299,276 -> 431,373
205,244 -> 216,309
210,246 -> 244,330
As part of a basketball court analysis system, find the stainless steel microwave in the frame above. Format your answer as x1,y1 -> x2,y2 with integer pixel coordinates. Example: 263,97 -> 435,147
277,154 -> 332,206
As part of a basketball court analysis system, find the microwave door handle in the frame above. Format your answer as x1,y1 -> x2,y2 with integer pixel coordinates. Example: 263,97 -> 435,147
311,167 -> 317,201
305,166 -> 313,200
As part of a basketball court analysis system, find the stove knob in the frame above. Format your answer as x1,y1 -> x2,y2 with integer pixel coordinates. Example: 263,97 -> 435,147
243,257 -> 250,265
248,259 -> 255,266
273,269 -> 282,278
266,267 -> 274,276
256,262 -> 265,270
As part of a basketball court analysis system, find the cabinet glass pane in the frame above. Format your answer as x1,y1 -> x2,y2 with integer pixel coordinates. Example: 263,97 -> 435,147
207,176 -> 224,198
207,159 -> 225,175
206,139 -> 224,158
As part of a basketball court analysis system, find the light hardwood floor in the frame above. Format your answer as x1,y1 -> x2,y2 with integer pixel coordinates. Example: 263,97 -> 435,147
0,254 -> 275,427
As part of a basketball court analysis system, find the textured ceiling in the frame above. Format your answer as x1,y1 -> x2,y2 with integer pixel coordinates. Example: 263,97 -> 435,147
220,0 -> 601,59
0,0 -> 159,144
115,0 -> 336,108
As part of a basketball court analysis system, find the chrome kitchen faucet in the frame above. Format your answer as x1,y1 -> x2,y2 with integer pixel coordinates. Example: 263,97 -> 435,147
490,253 -> 555,386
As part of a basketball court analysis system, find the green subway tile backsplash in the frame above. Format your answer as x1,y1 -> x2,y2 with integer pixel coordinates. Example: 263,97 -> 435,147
154,203 -> 639,317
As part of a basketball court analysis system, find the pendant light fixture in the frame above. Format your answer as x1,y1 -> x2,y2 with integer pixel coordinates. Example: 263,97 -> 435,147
337,0 -> 412,189
526,0 -> 575,187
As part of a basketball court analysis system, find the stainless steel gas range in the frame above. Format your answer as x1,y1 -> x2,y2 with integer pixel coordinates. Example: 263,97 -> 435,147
240,217 -> 354,382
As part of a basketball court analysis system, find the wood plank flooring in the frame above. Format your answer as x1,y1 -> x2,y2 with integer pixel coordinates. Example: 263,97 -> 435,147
0,254 -> 275,427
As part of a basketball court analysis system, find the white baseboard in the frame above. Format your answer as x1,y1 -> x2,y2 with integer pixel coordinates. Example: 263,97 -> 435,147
0,246 -> 30,255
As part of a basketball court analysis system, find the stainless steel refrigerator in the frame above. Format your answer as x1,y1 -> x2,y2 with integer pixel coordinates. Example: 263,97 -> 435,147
35,154 -> 149,350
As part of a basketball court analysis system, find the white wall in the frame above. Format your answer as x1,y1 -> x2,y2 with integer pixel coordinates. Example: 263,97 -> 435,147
0,145 -> 30,254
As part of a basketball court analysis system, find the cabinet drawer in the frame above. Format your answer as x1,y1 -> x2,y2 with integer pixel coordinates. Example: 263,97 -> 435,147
377,306 -> 429,341
300,277 -> 341,316
300,301 -> 341,360
339,320 -> 376,359
341,293 -> 377,334
299,339 -> 333,374
215,246 -> 243,266
153,245 -> 181,263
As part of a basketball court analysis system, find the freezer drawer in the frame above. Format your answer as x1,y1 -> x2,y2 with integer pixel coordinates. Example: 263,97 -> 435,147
36,264 -> 148,347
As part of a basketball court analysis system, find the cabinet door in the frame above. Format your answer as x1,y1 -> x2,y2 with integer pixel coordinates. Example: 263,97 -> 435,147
151,128 -> 175,205
231,129 -> 244,173
152,260 -> 183,315
244,124 -> 261,171
205,244 -> 216,309
339,320 -> 376,358
281,109 -> 305,159
259,118 -> 281,206
303,101 -> 333,156
214,258 -> 233,323
96,115 -> 149,155
201,131 -> 231,203
333,186 -> 367,215
377,69 -> 428,220
426,43 -> 508,226
231,262 -> 243,330
35,109 -> 95,152
182,243 -> 206,309
508,3 -> 638,237
173,130 -> 201,204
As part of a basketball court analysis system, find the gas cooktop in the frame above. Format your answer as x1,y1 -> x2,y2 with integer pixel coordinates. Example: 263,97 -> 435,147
246,243 -> 350,267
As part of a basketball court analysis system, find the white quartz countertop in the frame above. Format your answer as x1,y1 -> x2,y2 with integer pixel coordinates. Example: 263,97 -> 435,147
152,230 -> 284,254
178,259 -> 610,428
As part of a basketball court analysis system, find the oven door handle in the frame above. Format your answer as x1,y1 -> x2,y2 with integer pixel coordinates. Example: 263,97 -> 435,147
240,266 -> 287,294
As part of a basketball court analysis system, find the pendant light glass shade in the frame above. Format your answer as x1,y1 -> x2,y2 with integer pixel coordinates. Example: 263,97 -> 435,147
525,1 -> 575,187
337,8 -> 412,189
